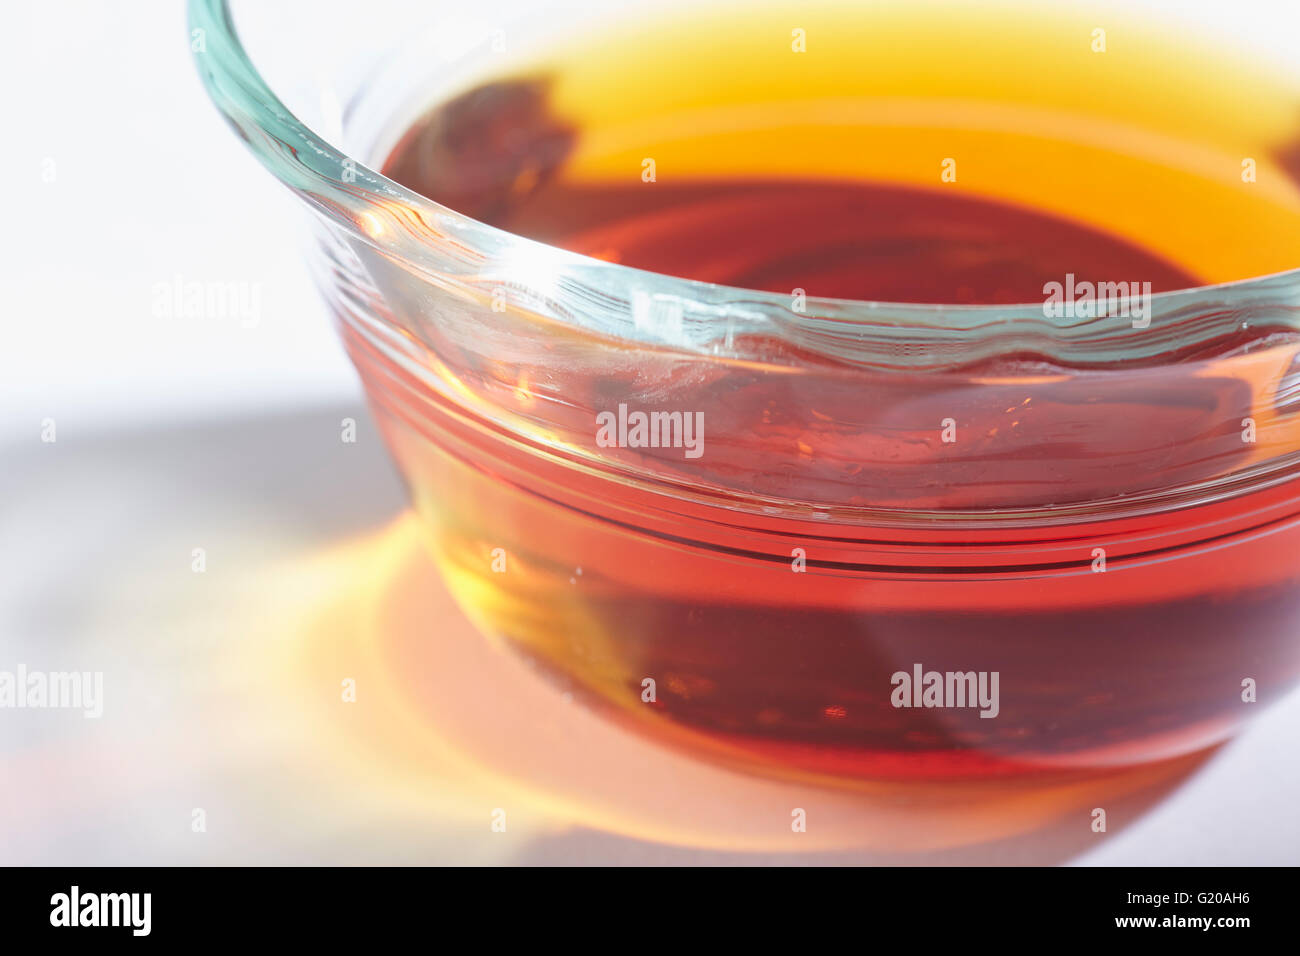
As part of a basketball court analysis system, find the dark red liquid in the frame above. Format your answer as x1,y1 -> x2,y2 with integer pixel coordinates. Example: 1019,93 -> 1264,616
349,78 -> 1300,783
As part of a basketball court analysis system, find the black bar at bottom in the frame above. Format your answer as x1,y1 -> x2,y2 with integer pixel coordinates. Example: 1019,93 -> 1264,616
0,865 -> 1283,941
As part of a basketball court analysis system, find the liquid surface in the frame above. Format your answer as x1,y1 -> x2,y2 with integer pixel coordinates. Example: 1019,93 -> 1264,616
385,82 -> 1204,302
382,2 -> 1300,298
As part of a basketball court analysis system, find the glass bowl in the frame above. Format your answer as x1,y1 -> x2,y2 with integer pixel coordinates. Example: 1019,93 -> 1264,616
190,0 -> 1300,786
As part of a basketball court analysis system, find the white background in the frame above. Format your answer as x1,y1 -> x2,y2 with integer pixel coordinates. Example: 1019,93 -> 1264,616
0,2 -> 359,444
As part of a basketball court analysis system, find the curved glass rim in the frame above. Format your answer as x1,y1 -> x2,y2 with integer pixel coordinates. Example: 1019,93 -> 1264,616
188,0 -> 1300,371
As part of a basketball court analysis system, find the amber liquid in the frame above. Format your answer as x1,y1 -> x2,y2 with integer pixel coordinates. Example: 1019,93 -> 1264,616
363,3 -> 1300,783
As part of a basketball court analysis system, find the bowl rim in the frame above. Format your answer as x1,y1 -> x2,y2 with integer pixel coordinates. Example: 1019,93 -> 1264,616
188,0 -> 1300,372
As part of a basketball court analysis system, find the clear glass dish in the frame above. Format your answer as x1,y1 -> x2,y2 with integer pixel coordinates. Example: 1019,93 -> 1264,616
190,0 -> 1300,786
